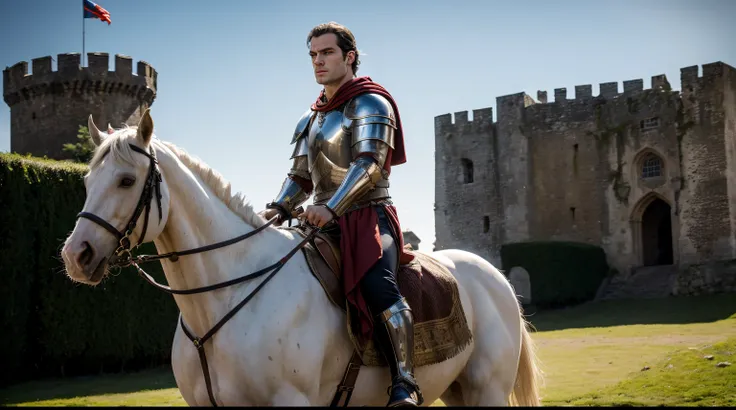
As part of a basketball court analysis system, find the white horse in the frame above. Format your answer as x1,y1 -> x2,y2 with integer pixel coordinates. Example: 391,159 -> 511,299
61,110 -> 543,406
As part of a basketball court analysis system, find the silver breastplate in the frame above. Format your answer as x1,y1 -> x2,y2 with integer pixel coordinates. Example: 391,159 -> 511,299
307,108 -> 390,205
307,110 -> 351,171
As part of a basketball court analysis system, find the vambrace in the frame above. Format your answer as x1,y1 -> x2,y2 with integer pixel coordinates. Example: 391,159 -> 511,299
324,155 -> 384,217
271,175 -> 309,214
271,139 -> 311,214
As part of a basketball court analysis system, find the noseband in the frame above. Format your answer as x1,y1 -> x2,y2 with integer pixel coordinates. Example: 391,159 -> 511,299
77,144 -> 164,266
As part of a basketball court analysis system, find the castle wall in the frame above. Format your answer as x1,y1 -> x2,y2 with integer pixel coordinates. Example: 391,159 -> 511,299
677,63 -> 733,264
3,53 -> 157,160
495,77 -> 685,273
517,92 -> 607,247
434,108 -> 503,264
726,65 -> 736,259
595,79 -> 682,272
435,61 -> 736,282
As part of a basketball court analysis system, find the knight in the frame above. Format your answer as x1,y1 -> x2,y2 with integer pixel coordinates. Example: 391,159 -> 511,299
258,21 -> 423,407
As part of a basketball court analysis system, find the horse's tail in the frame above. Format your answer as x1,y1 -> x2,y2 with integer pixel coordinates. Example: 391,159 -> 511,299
509,315 -> 543,406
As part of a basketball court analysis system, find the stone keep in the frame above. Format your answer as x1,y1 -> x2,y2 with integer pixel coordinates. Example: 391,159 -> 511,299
434,61 -> 736,282
3,52 -> 157,160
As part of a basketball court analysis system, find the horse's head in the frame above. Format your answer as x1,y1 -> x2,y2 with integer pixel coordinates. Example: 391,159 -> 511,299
61,109 -> 171,285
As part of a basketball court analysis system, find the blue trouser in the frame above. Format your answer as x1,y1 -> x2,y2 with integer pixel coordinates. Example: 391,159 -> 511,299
358,206 -> 402,316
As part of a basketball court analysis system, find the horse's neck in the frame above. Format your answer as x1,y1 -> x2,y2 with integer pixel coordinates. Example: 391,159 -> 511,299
151,150 -> 285,336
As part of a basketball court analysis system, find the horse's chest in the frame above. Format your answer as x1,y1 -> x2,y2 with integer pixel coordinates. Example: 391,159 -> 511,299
173,327 -> 306,405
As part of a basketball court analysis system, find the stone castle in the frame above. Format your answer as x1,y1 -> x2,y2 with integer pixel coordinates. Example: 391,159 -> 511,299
434,61 -> 736,297
3,52 -> 157,160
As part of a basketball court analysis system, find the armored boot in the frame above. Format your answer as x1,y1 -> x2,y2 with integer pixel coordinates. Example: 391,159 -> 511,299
374,298 -> 424,407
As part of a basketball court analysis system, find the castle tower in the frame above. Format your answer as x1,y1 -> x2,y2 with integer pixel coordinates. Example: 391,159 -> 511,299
3,52 -> 157,160
434,107 -> 501,265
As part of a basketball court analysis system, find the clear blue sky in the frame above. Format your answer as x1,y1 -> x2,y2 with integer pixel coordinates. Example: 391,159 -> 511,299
1,0 -> 734,251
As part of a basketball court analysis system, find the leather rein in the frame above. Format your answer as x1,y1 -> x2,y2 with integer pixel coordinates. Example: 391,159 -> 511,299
76,143 -> 324,406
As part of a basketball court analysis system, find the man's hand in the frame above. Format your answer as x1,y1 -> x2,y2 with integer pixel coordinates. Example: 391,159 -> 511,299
299,205 -> 336,228
257,208 -> 285,226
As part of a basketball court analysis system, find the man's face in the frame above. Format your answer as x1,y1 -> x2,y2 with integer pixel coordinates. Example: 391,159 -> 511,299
309,33 -> 353,85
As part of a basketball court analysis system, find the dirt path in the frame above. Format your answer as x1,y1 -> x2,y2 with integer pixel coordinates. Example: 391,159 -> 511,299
536,333 -> 732,348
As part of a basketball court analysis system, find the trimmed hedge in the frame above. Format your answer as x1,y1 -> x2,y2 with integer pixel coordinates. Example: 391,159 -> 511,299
500,240 -> 609,308
0,153 -> 178,387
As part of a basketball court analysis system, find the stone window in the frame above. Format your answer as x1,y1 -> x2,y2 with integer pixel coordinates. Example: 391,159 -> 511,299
640,117 -> 660,132
483,216 -> 490,233
641,154 -> 663,178
460,158 -> 474,184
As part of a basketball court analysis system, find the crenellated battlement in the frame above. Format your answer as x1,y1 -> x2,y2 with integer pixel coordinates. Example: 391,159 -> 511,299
433,61 -> 734,145
680,61 -> 735,88
536,75 -> 670,105
434,107 -> 494,136
3,52 -> 157,106
530,62 -> 729,105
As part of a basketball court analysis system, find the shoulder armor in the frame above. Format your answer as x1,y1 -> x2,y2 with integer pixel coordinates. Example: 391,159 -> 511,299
344,93 -> 396,128
291,109 -> 315,144
344,93 -> 397,150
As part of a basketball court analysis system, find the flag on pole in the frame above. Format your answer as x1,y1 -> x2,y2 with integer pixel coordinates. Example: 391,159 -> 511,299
84,0 -> 111,25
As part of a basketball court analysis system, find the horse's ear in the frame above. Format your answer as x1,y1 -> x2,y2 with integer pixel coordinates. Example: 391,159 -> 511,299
88,115 -> 105,146
107,123 -> 114,134
137,109 -> 154,145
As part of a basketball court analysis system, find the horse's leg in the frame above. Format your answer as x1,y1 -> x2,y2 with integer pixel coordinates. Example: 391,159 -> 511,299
170,321 -> 202,406
270,383 -> 312,406
439,380 -> 465,406
464,382 -> 510,406
454,325 -> 517,406
439,361 -> 509,407
433,249 -> 522,407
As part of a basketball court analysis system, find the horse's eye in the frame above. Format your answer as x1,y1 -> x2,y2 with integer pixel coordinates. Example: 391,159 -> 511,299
120,177 -> 136,187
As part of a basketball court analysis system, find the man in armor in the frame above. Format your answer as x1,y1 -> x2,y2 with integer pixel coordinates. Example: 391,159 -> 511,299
258,22 -> 423,407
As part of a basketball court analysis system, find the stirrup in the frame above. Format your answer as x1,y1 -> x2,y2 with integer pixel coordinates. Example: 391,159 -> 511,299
386,375 -> 424,407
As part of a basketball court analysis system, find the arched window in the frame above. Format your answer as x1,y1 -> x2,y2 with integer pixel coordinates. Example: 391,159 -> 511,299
641,154 -> 663,179
460,158 -> 474,184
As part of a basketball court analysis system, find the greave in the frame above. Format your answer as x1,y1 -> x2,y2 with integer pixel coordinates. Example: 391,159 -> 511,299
375,297 -> 424,407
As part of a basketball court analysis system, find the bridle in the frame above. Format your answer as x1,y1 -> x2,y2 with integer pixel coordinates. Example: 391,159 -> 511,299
75,142 -> 327,406
78,144 -> 164,266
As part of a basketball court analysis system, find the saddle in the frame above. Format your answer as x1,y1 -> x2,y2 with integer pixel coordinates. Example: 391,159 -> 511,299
302,229 -> 347,311
285,225 -> 474,368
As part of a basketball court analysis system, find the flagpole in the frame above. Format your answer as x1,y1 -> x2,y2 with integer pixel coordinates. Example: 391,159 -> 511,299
82,12 -> 86,66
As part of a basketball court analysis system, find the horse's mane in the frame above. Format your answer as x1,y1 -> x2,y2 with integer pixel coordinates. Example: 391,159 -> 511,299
89,127 -> 267,229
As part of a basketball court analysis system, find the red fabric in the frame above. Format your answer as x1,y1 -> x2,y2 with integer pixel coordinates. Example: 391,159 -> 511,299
339,204 -> 415,341
311,76 -> 407,166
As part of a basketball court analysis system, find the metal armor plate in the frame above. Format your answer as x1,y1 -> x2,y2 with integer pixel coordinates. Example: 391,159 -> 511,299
305,93 -> 395,206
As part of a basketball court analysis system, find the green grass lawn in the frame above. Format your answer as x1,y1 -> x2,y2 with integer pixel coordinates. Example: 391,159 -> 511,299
562,337 -> 736,406
2,294 -> 735,407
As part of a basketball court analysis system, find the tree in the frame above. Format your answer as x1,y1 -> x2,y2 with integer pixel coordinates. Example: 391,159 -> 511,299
62,125 -> 96,163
